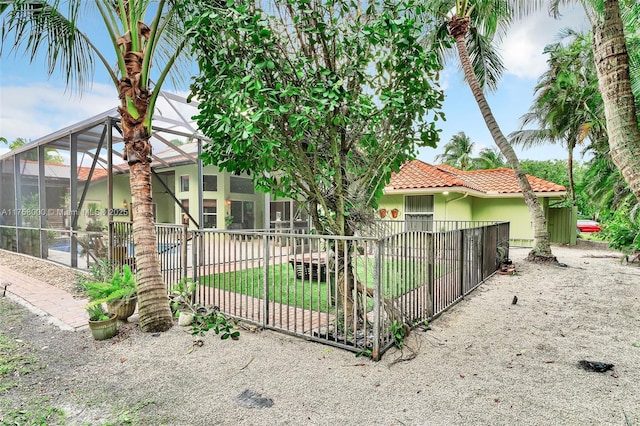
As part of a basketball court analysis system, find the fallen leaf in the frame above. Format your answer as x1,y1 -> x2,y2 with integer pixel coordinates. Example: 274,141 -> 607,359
119,357 -> 127,363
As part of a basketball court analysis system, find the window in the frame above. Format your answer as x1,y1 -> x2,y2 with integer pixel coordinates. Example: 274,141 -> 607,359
405,195 -> 434,231
203,199 -> 217,228
180,175 -> 189,192
230,200 -> 254,229
230,176 -> 254,194
203,175 -> 218,192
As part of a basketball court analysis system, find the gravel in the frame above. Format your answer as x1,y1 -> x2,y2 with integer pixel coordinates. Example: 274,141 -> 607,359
1,241 -> 639,425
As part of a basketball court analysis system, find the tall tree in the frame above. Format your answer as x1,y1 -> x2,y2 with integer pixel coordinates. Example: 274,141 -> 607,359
435,131 -> 475,170
473,147 -> 505,169
510,30 -> 603,205
1,0 -> 192,331
428,0 -> 556,261
590,0 -> 640,202
188,0 -> 444,325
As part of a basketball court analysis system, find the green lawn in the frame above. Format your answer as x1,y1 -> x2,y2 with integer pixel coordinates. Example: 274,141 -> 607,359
199,256 -> 456,311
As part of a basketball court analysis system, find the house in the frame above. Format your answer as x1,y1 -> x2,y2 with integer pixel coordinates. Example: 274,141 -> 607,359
377,160 -> 568,244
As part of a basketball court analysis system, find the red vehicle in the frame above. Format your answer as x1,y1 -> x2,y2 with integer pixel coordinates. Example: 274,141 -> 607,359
577,219 -> 601,233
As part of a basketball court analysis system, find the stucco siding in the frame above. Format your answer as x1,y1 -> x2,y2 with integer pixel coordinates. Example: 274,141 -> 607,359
440,193 -> 473,221
471,197 -> 534,241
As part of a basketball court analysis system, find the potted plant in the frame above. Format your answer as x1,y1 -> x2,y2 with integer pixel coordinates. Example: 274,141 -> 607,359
85,264 -> 138,323
86,304 -> 117,341
169,278 -> 197,326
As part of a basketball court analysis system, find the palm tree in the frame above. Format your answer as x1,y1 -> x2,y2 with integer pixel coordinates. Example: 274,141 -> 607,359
1,0 -> 192,332
589,0 -> 640,203
428,0 -> 556,261
473,147 -> 505,169
547,0 -> 640,202
435,132 -> 475,170
510,30 -> 603,205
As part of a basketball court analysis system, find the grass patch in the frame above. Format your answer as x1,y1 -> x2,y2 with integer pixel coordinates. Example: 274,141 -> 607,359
0,335 -> 38,392
200,256 -> 455,311
101,399 -> 158,426
0,397 -> 66,425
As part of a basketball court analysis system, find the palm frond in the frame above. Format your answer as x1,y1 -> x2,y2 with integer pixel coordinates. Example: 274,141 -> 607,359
1,0 -> 95,92
465,27 -> 504,91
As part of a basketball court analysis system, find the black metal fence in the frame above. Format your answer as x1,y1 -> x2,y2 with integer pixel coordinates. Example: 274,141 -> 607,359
108,220 -> 509,360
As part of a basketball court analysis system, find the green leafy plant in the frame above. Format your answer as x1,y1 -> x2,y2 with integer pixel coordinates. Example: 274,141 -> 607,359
85,264 -> 137,307
76,258 -> 114,294
190,306 -> 239,340
390,320 -> 408,349
600,202 -> 640,257
356,349 -> 373,358
86,304 -> 111,322
169,278 -> 197,315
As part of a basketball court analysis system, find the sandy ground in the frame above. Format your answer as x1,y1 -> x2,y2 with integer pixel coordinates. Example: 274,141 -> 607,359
1,241 -> 639,425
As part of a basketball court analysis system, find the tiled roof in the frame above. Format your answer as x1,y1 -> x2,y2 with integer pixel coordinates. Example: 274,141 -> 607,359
387,160 -> 566,195
387,160 -> 464,189
77,166 -> 110,182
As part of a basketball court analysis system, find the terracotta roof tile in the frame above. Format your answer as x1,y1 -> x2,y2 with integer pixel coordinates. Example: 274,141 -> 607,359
388,160 -> 464,189
386,160 -> 566,195
77,166 -> 109,182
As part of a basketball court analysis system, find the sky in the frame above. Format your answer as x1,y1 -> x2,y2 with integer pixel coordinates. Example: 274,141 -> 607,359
0,5 -> 590,163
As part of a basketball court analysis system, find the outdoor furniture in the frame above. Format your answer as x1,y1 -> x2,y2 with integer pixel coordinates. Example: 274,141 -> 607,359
289,255 -> 327,281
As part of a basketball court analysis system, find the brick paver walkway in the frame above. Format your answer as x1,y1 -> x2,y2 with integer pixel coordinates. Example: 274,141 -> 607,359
0,265 -> 88,331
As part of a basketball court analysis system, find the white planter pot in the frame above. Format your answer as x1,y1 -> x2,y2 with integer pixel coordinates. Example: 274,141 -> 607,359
178,311 -> 194,326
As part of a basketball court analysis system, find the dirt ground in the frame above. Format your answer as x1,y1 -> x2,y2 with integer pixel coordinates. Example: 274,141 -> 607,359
1,241 -> 639,425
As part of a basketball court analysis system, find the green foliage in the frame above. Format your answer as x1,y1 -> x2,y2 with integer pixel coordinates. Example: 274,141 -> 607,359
190,306 -> 240,341
170,279 -> 239,340
600,202 -> 640,256
436,131 -> 475,170
86,303 -> 111,322
0,397 -> 66,425
169,277 -> 197,314
389,319 -> 408,349
188,0 -> 444,236
520,159 -> 570,189
0,334 -> 37,391
85,264 -> 137,307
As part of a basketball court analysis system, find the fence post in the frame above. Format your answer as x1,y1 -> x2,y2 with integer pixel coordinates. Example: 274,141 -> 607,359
262,232 -> 270,328
372,237 -> 383,361
181,223 -> 188,282
191,231 -> 199,300
459,229 -> 465,298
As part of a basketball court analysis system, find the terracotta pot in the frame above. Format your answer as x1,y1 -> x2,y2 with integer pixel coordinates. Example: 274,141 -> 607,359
379,208 -> 387,218
391,208 -> 399,218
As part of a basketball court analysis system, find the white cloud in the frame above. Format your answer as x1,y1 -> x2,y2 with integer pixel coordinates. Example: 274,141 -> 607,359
499,7 -> 590,79
0,82 -> 116,143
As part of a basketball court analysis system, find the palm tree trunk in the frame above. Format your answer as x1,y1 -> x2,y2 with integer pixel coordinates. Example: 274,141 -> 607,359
567,146 -> 575,205
450,18 -> 555,260
128,157 -> 174,332
592,0 -> 640,203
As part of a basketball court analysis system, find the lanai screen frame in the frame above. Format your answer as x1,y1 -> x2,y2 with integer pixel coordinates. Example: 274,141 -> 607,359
0,91 -> 207,268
